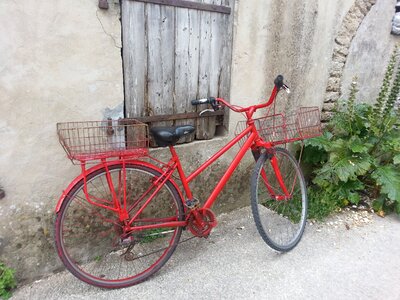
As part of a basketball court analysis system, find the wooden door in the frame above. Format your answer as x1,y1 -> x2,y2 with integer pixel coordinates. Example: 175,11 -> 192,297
121,0 -> 234,142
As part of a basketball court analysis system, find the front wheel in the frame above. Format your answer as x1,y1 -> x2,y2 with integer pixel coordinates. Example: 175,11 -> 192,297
55,163 -> 184,288
251,147 -> 307,252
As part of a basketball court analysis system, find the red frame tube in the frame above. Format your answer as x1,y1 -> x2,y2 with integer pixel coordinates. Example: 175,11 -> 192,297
270,155 -> 290,199
127,162 -> 177,226
187,126 -> 253,183
203,130 -> 257,209
81,161 -> 119,213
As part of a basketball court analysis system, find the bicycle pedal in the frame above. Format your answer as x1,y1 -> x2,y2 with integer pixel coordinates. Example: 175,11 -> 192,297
121,236 -> 134,246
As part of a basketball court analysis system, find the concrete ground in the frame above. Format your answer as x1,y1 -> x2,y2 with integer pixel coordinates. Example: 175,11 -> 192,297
11,207 -> 400,300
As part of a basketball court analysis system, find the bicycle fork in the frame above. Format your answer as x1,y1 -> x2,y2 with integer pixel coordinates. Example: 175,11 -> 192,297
254,149 -> 293,201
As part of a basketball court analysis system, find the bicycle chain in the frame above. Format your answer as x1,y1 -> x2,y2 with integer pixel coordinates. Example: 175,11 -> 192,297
120,234 -> 197,262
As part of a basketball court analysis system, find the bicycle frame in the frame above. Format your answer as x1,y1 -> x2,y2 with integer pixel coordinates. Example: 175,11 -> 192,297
124,85 -> 291,230
59,84 -> 292,232
124,124 -> 266,231
54,75 -> 319,288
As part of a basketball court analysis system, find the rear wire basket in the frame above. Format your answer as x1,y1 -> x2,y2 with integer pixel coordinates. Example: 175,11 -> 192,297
235,107 -> 322,146
57,119 -> 149,163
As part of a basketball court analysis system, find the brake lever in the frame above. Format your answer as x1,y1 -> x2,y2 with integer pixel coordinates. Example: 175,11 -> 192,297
282,84 -> 291,94
199,109 -> 215,116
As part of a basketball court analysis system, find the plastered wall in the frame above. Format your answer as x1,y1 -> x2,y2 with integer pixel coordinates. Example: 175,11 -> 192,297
230,0 -> 355,128
0,0 -> 124,281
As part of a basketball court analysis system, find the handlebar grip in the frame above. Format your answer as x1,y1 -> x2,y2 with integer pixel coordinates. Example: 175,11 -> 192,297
191,98 -> 209,105
274,75 -> 284,89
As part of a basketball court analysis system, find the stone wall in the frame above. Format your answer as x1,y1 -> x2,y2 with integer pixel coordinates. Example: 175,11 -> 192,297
341,0 -> 398,104
322,0 -> 397,121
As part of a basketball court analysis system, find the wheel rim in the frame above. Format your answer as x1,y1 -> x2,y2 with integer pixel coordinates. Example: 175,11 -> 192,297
57,165 -> 183,286
255,149 -> 307,250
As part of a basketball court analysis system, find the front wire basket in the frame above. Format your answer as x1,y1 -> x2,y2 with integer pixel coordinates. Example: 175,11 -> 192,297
57,119 -> 149,163
235,107 -> 322,146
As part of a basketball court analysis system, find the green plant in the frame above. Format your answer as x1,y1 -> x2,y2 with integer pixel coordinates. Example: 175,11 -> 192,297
0,262 -> 16,300
302,49 -> 400,219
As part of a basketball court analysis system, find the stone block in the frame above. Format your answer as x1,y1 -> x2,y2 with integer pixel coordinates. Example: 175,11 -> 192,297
324,91 -> 340,103
355,0 -> 368,15
330,70 -> 341,78
322,102 -> 336,112
335,34 -> 352,47
343,14 -> 362,35
330,61 -> 345,78
353,8 -> 364,19
332,52 -> 347,64
326,77 -> 341,92
321,111 -> 335,121
334,44 -> 349,57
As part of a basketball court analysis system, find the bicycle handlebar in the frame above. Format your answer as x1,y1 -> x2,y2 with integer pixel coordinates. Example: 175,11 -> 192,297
191,75 -> 289,115
191,99 -> 209,105
274,75 -> 284,88
191,97 -> 221,112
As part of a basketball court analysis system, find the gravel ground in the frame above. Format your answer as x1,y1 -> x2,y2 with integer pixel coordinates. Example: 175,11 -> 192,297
11,206 -> 400,300
309,207 -> 374,230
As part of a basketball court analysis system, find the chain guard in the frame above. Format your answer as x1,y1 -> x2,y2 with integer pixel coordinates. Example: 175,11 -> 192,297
187,208 -> 217,238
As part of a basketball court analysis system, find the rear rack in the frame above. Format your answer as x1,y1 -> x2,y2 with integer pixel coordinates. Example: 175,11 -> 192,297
57,119 -> 149,163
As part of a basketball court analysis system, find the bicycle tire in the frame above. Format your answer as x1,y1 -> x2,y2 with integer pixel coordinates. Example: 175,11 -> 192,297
55,163 -> 184,288
251,147 -> 307,252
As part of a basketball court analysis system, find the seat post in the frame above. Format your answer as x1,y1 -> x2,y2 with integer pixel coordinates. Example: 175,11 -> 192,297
168,145 -> 178,160
168,145 -> 193,200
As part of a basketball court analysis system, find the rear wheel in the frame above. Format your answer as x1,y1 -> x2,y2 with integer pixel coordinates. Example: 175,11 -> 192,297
55,164 -> 184,288
251,147 -> 307,252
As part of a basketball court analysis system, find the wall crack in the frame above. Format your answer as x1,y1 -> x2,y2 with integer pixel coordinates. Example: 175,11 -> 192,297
96,9 -> 122,49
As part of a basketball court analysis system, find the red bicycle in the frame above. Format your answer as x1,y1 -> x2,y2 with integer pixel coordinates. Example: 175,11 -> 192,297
55,75 -> 321,289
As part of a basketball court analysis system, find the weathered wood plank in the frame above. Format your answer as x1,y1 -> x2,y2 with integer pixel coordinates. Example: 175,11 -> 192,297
122,0 -> 146,118
218,0 -> 234,130
160,5 -> 175,125
174,6 -> 190,143
205,0 -> 225,138
147,4 -> 163,118
146,4 -> 174,145
129,0 -> 231,14
146,4 -> 175,125
174,5 -> 201,143
196,0 -> 226,140
185,5 -> 201,141
195,0 -> 211,140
